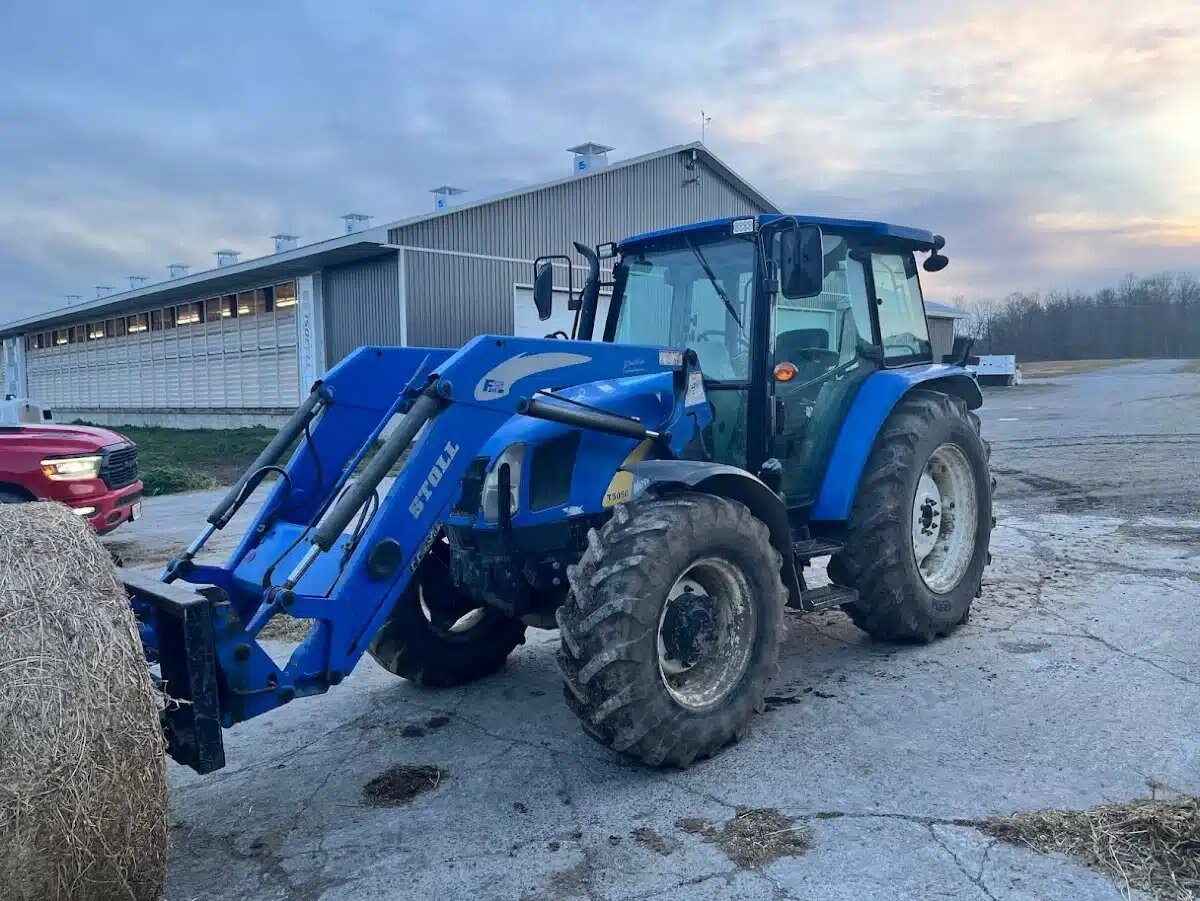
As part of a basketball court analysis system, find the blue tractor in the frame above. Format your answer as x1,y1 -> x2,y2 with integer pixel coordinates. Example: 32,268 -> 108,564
128,214 -> 991,774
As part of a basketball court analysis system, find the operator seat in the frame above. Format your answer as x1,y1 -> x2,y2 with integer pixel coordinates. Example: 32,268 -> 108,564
775,328 -> 833,382
775,328 -> 830,361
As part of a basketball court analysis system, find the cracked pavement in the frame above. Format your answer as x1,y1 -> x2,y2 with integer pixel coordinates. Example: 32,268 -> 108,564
116,360 -> 1199,900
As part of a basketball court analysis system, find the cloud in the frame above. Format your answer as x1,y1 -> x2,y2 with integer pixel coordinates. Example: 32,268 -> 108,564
0,0 -> 1198,321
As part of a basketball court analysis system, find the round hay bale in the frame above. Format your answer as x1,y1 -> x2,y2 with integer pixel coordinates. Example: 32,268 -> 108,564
0,502 -> 166,901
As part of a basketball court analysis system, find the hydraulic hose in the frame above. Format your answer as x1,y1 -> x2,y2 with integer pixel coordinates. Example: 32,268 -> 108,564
207,388 -> 324,528
311,390 -> 441,552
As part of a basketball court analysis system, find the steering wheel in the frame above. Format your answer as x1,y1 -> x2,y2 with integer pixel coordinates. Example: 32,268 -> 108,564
694,330 -> 752,377
545,330 -> 571,340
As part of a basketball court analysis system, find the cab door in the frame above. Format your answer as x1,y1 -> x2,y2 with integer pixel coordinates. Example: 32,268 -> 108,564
770,236 -> 877,506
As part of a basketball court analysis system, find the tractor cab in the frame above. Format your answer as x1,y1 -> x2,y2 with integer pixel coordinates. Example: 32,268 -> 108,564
534,215 -> 952,509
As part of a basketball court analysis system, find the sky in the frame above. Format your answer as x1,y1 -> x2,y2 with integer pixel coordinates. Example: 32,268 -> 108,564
0,0 -> 1197,322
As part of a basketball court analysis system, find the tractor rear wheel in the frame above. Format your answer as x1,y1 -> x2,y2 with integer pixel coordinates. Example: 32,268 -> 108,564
557,493 -> 785,767
368,535 -> 526,687
829,390 -> 992,642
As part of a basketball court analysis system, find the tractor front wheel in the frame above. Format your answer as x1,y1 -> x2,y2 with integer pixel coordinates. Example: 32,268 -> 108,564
368,536 -> 526,687
829,389 -> 992,642
557,493 -> 785,767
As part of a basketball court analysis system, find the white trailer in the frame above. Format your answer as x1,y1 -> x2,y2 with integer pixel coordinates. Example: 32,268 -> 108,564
969,355 -> 1022,387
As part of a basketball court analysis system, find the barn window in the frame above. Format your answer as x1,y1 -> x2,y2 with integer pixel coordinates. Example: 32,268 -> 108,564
275,281 -> 297,308
177,302 -> 203,325
88,323 -> 105,341
128,313 -> 149,334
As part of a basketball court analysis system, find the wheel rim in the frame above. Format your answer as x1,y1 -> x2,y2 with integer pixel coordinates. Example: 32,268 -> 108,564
656,556 -> 757,712
419,593 -> 487,634
911,443 -> 978,593
417,536 -> 491,637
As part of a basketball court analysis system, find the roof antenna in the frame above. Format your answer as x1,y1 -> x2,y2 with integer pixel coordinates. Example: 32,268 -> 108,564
700,110 -> 712,143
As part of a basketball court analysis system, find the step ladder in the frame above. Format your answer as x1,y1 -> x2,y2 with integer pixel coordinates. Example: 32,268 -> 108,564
790,538 -> 859,612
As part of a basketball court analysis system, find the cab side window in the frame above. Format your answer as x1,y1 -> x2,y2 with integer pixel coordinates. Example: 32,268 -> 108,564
872,253 -> 931,363
772,235 -> 869,372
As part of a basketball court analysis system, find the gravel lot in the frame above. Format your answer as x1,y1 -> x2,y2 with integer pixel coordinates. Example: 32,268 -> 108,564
111,359 -> 1200,901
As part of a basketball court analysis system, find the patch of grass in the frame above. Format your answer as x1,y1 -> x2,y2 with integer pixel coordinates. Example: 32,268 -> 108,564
82,424 -> 279,496
138,464 -> 221,497
1020,358 -> 1141,378
1174,359 -> 1200,374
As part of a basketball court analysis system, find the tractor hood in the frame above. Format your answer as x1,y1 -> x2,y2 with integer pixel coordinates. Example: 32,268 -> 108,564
450,370 -> 685,527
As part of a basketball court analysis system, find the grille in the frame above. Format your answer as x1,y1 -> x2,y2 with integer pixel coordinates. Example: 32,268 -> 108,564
101,443 -> 139,490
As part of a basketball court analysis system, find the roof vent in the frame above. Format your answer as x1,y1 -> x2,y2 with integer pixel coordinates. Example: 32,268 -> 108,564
341,213 -> 372,235
567,142 -> 614,175
430,186 -> 467,211
215,249 -> 240,268
94,286 -> 113,298
272,234 -> 300,253
128,276 -> 148,290
168,263 -> 190,279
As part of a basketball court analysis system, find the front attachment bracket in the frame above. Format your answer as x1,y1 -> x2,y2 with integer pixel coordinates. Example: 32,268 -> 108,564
125,569 -> 225,774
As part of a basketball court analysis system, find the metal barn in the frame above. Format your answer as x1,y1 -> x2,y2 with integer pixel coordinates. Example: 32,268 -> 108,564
0,143 -> 771,427
0,141 -> 966,428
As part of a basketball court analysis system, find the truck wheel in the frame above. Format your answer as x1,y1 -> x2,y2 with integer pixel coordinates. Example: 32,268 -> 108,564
829,390 -> 992,643
368,537 -> 526,687
557,493 -> 785,767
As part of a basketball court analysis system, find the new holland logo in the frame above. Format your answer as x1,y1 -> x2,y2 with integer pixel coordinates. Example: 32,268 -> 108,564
473,352 -> 591,401
409,440 -> 460,518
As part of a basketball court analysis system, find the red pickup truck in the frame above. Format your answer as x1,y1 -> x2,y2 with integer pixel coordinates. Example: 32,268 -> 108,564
0,399 -> 143,534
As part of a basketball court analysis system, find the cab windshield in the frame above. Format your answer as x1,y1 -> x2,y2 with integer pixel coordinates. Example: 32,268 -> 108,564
610,235 -> 755,381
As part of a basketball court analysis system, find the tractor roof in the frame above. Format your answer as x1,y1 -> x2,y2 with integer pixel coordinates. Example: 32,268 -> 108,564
622,215 -> 938,252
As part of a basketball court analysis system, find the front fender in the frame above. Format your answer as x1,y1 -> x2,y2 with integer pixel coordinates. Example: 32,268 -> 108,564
626,460 -> 801,605
811,365 -> 981,522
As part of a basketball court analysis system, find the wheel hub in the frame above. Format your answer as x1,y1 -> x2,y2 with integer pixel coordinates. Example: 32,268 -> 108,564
656,560 -> 757,711
660,585 -> 719,670
912,472 -> 942,560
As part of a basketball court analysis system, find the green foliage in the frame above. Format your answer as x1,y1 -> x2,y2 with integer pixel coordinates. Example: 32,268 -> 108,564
74,424 -> 280,496
139,464 -> 220,497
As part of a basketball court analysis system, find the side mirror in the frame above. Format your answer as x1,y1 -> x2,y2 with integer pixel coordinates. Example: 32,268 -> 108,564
923,233 -> 949,272
532,259 -> 556,321
779,224 -> 824,299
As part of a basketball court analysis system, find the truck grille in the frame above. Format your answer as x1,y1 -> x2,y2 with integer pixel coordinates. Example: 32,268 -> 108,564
101,443 -> 139,490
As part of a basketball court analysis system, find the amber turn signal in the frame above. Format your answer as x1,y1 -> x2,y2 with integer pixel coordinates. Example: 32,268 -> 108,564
774,362 -> 797,382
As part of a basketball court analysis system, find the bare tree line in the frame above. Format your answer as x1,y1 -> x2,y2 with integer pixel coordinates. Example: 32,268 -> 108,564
956,272 -> 1200,362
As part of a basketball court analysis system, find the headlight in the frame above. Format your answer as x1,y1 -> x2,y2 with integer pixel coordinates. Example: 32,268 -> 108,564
40,454 -> 103,481
482,444 -> 524,522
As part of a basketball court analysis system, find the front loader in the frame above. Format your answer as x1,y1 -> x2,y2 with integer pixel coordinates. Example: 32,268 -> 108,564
128,214 -> 991,774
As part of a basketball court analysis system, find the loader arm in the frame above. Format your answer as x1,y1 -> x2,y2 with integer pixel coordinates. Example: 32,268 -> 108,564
127,336 -> 703,772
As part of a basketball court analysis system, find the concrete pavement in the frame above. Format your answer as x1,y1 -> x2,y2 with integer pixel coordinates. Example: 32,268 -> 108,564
108,360 -> 1199,901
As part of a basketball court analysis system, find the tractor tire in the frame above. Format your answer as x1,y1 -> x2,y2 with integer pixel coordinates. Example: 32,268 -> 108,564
0,491 -> 29,503
367,536 -> 526,687
557,493 -> 785,768
829,390 -> 992,643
